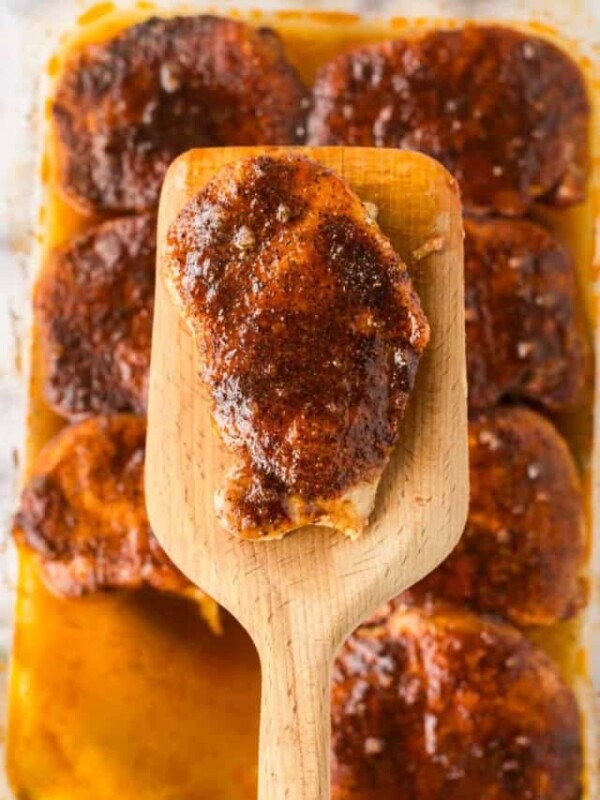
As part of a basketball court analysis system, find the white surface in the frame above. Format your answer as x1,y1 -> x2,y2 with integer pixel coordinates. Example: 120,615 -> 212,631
0,2 -> 597,799
0,2 -> 26,651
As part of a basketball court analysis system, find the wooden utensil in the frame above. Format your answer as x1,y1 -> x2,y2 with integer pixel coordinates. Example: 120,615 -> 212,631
146,146 -> 468,800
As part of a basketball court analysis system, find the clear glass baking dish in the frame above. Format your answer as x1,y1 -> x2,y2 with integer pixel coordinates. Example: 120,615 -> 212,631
1,1 -> 598,798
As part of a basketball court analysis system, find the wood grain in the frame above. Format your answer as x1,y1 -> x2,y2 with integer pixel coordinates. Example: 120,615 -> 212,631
146,146 -> 469,800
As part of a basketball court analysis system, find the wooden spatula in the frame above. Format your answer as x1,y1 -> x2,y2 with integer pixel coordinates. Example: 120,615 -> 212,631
146,146 -> 468,800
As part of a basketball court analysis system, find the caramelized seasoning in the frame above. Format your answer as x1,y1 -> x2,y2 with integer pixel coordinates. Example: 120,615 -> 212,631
166,154 -> 429,536
35,214 -> 156,420
332,601 -> 583,800
463,216 -> 589,412
408,406 -> 586,627
13,415 -> 193,598
52,15 -> 307,213
308,25 -> 590,215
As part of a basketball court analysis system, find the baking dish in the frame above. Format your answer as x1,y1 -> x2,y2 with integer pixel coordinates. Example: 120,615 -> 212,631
2,1 -> 599,798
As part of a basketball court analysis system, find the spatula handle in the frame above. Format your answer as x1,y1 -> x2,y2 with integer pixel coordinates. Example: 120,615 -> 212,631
257,623 -> 333,800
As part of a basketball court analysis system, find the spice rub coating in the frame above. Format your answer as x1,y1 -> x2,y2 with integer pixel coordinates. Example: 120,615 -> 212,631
332,601 -> 582,800
308,25 -> 589,215
53,16 -> 307,213
35,214 -> 155,420
166,154 -> 429,538
409,407 -> 586,627
13,415 -> 191,598
464,216 -> 587,412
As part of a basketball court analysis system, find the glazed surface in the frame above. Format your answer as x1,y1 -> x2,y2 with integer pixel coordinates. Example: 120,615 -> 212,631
409,406 -> 586,626
332,601 -> 583,800
308,25 -> 590,215
35,214 -> 156,420
53,15 -> 307,213
166,153 -> 429,537
13,415 -> 192,598
464,216 -> 588,412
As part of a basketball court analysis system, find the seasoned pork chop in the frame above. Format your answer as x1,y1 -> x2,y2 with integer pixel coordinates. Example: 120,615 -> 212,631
308,26 -> 589,215
464,216 -> 587,412
409,407 -> 586,626
35,214 -> 155,420
166,154 -> 429,539
332,600 -> 582,800
14,418 -> 186,591
53,16 -> 307,213
13,415 -> 220,629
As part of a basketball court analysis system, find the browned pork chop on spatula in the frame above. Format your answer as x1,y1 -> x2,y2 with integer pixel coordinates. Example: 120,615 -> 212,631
146,146 -> 468,800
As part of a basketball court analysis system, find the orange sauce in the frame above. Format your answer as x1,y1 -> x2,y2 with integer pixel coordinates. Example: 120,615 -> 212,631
7,5 -> 599,799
